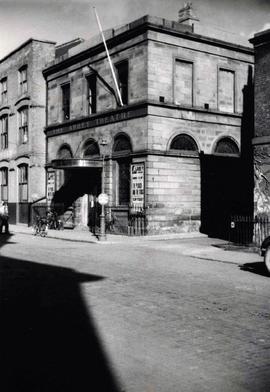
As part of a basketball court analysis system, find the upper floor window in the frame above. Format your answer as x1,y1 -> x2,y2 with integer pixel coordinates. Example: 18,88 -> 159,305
218,69 -> 235,113
19,66 -> 28,95
18,107 -> 28,144
0,167 -> 8,201
174,59 -> 193,106
58,144 -> 73,159
83,139 -> 100,158
0,77 -> 7,104
115,61 -> 128,105
170,134 -> 198,152
0,115 -> 8,149
87,74 -> 97,115
18,164 -> 28,201
61,83 -> 70,121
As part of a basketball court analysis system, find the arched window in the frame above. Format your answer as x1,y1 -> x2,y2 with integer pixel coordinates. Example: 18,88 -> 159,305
18,164 -> 28,201
57,145 -> 73,159
170,134 -> 198,151
113,134 -> 132,153
113,134 -> 132,206
83,139 -> 100,158
214,137 -> 239,155
0,167 -> 8,201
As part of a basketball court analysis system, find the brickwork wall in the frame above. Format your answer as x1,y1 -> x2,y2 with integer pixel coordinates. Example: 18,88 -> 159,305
254,42 -> 270,137
253,36 -> 270,216
0,40 -> 55,220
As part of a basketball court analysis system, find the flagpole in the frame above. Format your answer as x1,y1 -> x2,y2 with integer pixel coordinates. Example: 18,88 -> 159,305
93,7 -> 123,106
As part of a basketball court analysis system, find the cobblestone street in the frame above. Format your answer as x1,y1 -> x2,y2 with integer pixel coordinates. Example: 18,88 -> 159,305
1,232 -> 269,391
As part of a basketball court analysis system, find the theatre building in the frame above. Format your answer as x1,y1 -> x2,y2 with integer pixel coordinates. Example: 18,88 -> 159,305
43,7 -> 254,236
0,39 -> 55,224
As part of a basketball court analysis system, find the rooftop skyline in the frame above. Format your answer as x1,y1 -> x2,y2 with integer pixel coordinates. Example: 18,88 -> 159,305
0,0 -> 270,59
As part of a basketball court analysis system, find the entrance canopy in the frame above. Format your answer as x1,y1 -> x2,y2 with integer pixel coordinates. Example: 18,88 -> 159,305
51,158 -> 103,169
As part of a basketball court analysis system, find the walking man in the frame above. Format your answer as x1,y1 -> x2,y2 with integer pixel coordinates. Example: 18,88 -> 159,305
0,201 -> 9,234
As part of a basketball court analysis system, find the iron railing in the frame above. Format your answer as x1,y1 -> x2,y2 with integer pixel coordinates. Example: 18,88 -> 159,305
229,215 -> 270,247
128,207 -> 146,236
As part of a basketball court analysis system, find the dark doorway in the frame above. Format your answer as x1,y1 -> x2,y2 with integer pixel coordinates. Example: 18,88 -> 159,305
52,168 -> 101,214
18,202 -> 30,224
200,154 -> 253,240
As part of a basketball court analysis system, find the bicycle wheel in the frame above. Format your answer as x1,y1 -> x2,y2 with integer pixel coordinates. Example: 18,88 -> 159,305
33,225 -> 39,236
40,224 -> 48,237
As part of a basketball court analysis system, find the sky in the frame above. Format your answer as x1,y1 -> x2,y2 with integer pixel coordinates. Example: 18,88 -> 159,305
0,0 -> 270,59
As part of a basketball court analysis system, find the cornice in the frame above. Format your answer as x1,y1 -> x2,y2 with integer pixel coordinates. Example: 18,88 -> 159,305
43,16 -> 253,77
45,100 -> 243,138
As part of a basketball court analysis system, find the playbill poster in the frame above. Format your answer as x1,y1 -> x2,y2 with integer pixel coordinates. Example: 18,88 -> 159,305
131,163 -> 144,208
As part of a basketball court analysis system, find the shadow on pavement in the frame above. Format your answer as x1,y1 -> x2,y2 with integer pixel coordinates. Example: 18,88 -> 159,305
239,262 -> 270,277
0,233 -> 121,392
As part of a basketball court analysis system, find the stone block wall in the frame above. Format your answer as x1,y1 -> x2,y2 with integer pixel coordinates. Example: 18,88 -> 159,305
146,154 -> 200,233
147,108 -> 241,155
47,39 -> 148,125
147,30 -> 253,113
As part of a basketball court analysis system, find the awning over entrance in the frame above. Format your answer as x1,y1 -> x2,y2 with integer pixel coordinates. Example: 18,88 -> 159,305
51,158 -> 103,169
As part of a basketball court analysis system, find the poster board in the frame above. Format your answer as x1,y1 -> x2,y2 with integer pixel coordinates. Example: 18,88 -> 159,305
47,171 -> 55,204
131,163 -> 144,209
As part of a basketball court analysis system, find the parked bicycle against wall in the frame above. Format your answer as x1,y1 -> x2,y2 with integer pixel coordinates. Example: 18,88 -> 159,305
46,210 -> 64,230
33,216 -> 48,237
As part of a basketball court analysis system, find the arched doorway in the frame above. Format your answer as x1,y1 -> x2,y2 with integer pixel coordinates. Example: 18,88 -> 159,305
51,140 -> 102,231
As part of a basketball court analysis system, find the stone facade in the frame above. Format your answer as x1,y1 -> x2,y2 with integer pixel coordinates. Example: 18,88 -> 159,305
43,15 -> 254,235
0,39 -> 55,224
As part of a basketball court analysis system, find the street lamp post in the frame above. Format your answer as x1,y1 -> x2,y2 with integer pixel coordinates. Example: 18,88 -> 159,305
99,139 -> 108,241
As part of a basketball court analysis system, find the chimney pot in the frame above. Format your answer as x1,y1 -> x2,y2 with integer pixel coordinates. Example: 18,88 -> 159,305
178,2 -> 199,32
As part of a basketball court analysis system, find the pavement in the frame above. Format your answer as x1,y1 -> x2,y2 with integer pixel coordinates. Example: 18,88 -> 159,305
8,224 -> 263,265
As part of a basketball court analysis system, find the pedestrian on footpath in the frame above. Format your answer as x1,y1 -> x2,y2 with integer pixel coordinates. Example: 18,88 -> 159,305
0,201 -> 9,234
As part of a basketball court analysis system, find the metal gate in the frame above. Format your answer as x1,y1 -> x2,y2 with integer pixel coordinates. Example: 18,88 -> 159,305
128,207 -> 146,236
229,215 -> 270,247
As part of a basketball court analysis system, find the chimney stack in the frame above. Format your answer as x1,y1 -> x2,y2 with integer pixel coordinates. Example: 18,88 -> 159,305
178,2 -> 199,32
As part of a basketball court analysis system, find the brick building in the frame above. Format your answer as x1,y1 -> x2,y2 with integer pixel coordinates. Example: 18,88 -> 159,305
0,39 -> 55,224
250,30 -> 270,216
43,8 -> 254,236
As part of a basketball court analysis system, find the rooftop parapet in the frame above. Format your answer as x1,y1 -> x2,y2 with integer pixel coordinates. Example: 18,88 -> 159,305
250,28 -> 270,46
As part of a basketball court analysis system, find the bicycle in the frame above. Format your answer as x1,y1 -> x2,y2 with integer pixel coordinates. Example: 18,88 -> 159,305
46,210 -> 64,230
33,216 -> 48,237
